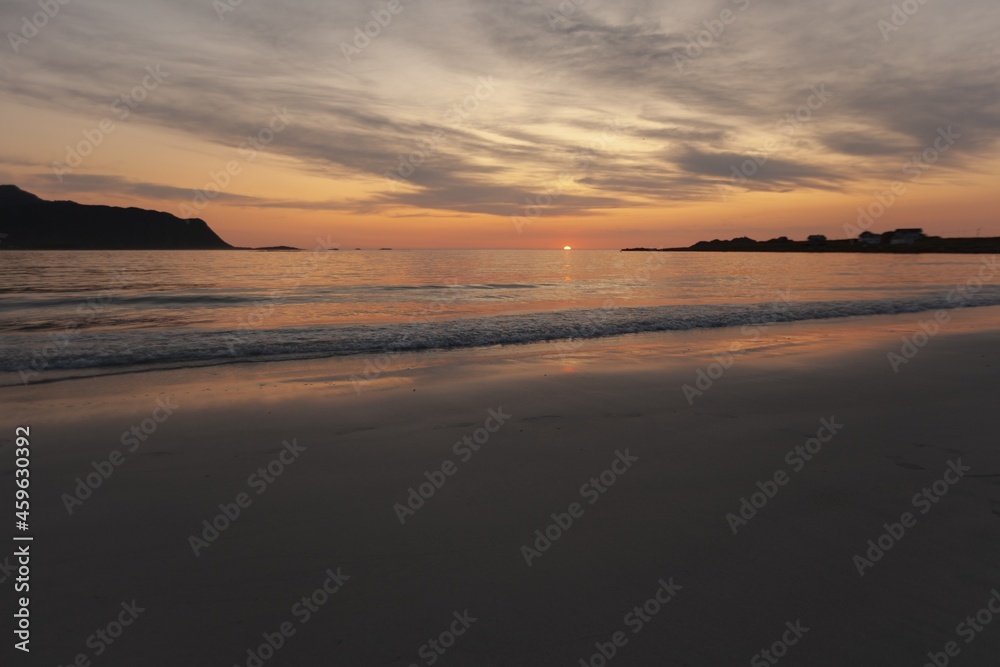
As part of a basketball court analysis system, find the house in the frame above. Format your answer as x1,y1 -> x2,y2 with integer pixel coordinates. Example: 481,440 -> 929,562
889,228 -> 924,245
858,231 -> 882,246
808,234 -> 827,245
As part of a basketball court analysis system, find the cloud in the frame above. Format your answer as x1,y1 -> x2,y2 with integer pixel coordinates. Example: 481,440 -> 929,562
16,172 -> 248,203
674,147 -> 845,191
0,0 -> 998,217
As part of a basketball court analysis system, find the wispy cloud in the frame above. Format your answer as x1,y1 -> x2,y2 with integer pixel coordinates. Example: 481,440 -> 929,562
1,0 -> 997,217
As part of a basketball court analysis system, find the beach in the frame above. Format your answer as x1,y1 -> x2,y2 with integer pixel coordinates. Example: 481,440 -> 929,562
6,306 -> 1000,666
6,0 -> 999,661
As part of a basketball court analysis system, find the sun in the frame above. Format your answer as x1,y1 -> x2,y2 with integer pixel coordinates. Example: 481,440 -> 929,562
563,245 -> 572,250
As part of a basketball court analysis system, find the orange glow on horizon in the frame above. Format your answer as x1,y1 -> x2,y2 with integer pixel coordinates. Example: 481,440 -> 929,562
4,99 -> 1000,250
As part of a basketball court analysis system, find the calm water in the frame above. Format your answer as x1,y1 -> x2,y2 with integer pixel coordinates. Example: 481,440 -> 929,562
2,249 -> 998,380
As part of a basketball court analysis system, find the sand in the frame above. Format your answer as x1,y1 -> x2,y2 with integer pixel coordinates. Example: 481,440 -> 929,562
3,307 -> 1000,665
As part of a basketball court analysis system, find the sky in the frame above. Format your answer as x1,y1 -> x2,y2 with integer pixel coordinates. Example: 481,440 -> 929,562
1,0 -> 998,249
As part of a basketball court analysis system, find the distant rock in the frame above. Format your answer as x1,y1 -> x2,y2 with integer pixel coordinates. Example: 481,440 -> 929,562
623,232 -> 1000,254
0,185 -> 233,250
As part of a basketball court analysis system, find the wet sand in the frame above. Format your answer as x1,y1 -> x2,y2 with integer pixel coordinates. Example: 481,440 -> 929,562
4,307 -> 1000,665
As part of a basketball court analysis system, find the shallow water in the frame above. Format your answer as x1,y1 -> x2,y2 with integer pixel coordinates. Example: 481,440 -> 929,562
1,249 -> 997,378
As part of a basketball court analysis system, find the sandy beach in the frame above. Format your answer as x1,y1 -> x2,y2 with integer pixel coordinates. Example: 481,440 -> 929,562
6,0 -> 998,662
5,307 -> 1000,666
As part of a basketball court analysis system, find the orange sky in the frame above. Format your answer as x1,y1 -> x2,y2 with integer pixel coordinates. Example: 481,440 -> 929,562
2,0 -> 997,248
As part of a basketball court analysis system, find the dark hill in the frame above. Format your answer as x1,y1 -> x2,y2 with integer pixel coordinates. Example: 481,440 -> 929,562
0,185 -> 232,250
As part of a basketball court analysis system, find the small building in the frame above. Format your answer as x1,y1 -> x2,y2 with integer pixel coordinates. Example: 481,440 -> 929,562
889,228 -> 924,245
808,234 -> 827,245
858,231 -> 882,246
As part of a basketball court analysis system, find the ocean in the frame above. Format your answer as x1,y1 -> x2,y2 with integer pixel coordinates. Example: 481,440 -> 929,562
2,249 -> 998,383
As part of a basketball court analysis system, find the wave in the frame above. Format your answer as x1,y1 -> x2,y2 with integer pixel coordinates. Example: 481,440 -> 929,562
3,292 -> 999,378
0,294 -> 259,310
0,283 -> 546,309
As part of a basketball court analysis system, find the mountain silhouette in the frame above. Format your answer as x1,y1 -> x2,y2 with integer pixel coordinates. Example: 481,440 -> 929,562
0,185 -> 232,249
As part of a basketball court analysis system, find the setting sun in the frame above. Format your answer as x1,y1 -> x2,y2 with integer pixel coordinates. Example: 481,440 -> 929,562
4,1 -> 1000,660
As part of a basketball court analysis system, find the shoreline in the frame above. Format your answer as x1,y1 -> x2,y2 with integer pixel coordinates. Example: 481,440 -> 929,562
7,303 -> 1000,389
624,239 -> 1000,254
5,307 -> 1000,664
624,247 -> 1000,255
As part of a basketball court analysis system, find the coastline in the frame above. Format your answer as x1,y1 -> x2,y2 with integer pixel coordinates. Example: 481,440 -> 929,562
7,294 -> 1000,388
5,307 -> 1000,664
623,243 -> 1000,254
